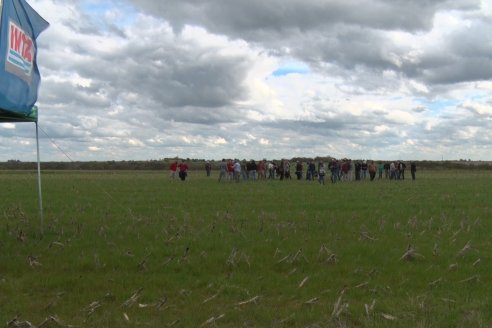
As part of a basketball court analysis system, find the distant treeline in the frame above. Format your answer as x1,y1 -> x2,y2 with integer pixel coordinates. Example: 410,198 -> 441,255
1,158 -> 491,171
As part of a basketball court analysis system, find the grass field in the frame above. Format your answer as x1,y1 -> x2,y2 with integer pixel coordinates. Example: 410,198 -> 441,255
1,169 -> 491,327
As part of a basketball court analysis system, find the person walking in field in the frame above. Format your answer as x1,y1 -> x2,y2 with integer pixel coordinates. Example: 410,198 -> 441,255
227,159 -> 234,181
257,160 -> 266,180
278,160 -> 285,180
307,160 -> 316,181
390,162 -> 396,180
268,161 -> 275,179
361,161 -> 368,180
354,161 -> 361,181
395,161 -> 401,180
284,160 -> 291,180
233,160 -> 242,182
411,162 -> 417,180
249,160 -> 257,181
378,162 -> 384,179
218,159 -> 227,182
400,162 -> 406,180
340,160 -> 349,181
169,161 -> 178,180
305,160 -> 312,180
318,161 -> 326,185
348,159 -> 353,181
241,160 -> 248,181
178,160 -> 189,181
329,159 -> 339,184
295,161 -> 303,180
368,161 -> 377,181
384,162 -> 390,179
205,161 -> 212,177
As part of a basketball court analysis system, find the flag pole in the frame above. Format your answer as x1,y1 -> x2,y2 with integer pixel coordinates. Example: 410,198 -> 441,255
35,121 -> 44,236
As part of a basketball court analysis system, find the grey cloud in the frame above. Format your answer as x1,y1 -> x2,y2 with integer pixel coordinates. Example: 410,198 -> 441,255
0,124 -> 35,139
123,0 -> 486,90
423,58 -> 492,85
38,16 -> 252,127
416,108 -> 492,148
412,106 -> 428,113
260,110 -> 402,142
294,27 -> 392,71
158,106 -> 245,124
407,20 -> 492,85
40,81 -> 111,109
449,22 -> 492,58
126,0 -> 478,36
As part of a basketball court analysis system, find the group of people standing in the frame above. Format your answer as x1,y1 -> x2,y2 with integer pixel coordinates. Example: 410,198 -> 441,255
169,158 -> 417,183
286,159 -> 416,184
216,159 -> 293,182
169,160 -> 189,181
331,159 -> 417,182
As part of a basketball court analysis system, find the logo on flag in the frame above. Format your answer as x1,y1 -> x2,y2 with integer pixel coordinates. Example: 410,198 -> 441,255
0,0 -> 49,119
6,20 -> 34,83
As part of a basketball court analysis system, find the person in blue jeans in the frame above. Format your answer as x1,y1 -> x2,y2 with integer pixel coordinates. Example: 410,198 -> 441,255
329,159 -> 339,183
361,161 -> 368,180
318,161 -> 326,185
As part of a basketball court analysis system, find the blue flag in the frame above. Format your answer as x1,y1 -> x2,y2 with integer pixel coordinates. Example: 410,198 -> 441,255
0,0 -> 49,122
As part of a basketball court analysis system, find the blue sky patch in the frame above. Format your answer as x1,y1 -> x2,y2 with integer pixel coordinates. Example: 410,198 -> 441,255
415,97 -> 460,112
272,62 -> 310,77
80,0 -> 136,30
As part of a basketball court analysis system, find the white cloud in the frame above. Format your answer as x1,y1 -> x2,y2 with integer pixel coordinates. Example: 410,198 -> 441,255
259,138 -> 269,145
128,139 -> 144,147
387,110 -> 416,124
374,125 -> 389,134
463,101 -> 492,116
1,123 -> 16,130
212,137 -> 227,145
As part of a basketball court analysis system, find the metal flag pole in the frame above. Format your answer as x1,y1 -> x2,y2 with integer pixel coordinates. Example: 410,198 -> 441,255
35,121 -> 44,236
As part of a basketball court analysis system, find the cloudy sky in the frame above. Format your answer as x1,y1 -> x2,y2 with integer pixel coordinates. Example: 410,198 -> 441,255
2,0 -> 492,161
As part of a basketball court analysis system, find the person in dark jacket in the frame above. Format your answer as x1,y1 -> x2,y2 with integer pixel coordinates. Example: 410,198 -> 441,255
295,161 -> 303,180
354,161 -> 361,181
361,161 -> 368,180
411,162 -> 417,180
178,160 -> 189,181
329,159 -> 339,183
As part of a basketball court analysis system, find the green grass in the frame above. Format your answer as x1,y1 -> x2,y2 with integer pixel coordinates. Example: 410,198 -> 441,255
1,170 -> 492,327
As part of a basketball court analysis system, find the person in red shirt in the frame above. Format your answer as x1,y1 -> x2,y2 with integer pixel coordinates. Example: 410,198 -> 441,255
227,159 -> 234,181
178,160 -> 189,181
169,161 -> 178,180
